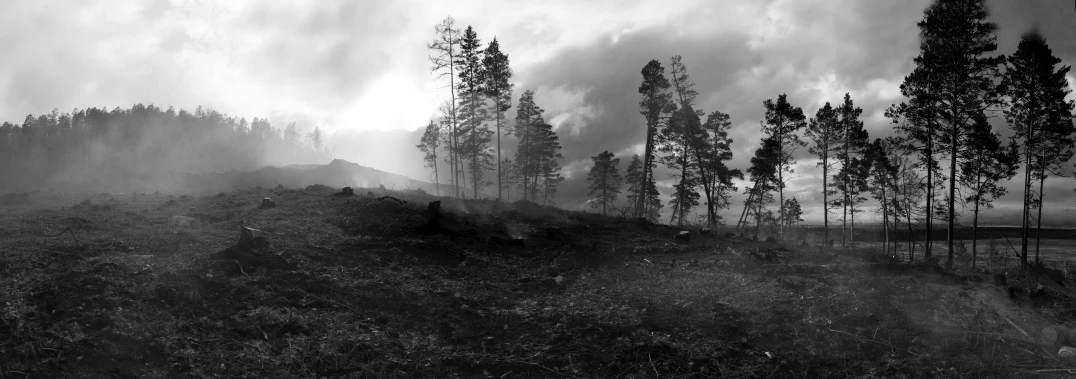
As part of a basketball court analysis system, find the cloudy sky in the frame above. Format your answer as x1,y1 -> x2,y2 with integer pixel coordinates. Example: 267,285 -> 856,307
4,0 -> 1076,225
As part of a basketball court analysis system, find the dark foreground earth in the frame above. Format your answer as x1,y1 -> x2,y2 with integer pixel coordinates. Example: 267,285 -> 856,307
2,187 -> 1076,378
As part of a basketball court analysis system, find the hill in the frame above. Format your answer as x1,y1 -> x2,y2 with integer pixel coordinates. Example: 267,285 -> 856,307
175,159 -> 464,196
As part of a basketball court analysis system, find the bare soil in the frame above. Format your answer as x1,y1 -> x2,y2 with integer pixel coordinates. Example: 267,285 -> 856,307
1,188 -> 1075,378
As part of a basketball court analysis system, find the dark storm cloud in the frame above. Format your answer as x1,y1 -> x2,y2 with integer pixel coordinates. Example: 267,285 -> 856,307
510,0 -> 933,215
497,0 -> 1076,226
3,1 -> 1074,225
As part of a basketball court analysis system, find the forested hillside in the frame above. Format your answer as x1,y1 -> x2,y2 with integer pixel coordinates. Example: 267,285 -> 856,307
0,104 -> 329,192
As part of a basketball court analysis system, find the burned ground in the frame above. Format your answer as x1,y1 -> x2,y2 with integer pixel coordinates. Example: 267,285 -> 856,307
1,188 -> 1075,378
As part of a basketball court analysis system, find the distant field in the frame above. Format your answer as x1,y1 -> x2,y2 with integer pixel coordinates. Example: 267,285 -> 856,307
829,238 -> 1076,269
715,225 -> 1076,268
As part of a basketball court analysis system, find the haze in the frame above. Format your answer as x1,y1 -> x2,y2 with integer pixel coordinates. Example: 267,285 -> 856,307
2,0 -> 1075,225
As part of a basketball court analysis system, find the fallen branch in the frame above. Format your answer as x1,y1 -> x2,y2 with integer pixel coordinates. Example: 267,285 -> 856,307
32,226 -> 80,246
234,260 -> 248,275
998,313 -> 1034,342
1034,368 -> 1076,373
648,353 -> 659,378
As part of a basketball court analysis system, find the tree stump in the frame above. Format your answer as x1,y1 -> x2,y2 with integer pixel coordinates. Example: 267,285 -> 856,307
259,197 -> 276,209
675,231 -> 691,243
415,201 -> 444,235
489,236 -> 525,247
339,187 -> 355,196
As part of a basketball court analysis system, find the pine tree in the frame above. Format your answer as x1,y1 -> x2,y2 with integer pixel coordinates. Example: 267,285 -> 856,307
864,138 -> 901,257
306,127 -> 324,155
456,26 -> 492,199
624,154 -> 644,215
501,157 -> 517,201
833,94 -> 869,247
1002,31 -> 1076,268
636,60 -> 674,219
699,111 -> 743,226
760,94 -> 807,237
535,122 -> 565,204
436,101 -> 467,194
959,114 -> 1019,267
514,91 -> 542,201
888,101 -> 943,260
513,90 -> 563,202
483,37 -> 513,200
665,55 -> 704,226
782,197 -> 804,228
416,119 -> 441,195
427,17 -> 462,198
741,137 -> 781,239
659,106 -> 700,226
805,102 -> 842,246
900,0 -> 1005,269
587,151 -> 623,216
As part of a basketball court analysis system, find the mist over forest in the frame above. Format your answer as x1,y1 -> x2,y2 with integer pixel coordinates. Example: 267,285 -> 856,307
0,105 -> 331,192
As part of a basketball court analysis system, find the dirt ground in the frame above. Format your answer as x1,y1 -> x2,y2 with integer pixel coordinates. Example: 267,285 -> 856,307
2,187 -> 1076,378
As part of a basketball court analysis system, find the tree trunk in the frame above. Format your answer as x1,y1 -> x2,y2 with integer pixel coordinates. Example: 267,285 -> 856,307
925,133 -> 934,260
972,194 -> 980,269
882,186 -> 889,258
737,183 -> 758,230
1020,104 -> 1034,272
755,193 -> 763,240
449,54 -> 460,199
496,109 -> 502,200
471,94 -> 479,200
850,201 -> 855,245
843,189 -> 848,247
602,175 -> 608,216
674,140 -> 689,227
906,200 -> 915,263
946,123 -> 958,270
778,142 -> 785,237
1036,161 -> 1046,264
970,161 -> 983,267
638,122 -> 655,218
692,146 -> 715,228
822,154 -> 829,248
713,177 -> 723,228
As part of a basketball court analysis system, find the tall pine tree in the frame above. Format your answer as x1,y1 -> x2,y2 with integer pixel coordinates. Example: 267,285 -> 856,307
1002,31 -> 1076,267
805,102 -> 842,245
587,151 -> 623,216
483,37 -> 513,200
636,60 -> 674,219
899,0 -> 1004,269
456,26 -> 493,199
427,17 -> 462,198
760,94 -> 807,237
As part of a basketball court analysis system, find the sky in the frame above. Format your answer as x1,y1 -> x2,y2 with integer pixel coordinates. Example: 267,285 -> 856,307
3,0 -> 1076,226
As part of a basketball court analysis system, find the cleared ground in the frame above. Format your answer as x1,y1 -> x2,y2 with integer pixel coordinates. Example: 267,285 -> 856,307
1,188 -> 1075,378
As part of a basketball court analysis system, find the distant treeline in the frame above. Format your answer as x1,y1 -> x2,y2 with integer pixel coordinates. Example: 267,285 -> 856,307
0,104 -> 329,192
786,226 -> 1076,243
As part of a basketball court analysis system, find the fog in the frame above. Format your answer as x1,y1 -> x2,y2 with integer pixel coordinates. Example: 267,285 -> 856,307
0,105 -> 331,193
